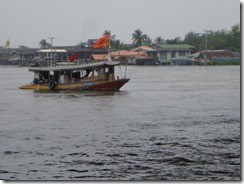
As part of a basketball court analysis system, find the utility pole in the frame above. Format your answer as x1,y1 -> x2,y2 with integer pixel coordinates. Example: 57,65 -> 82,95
48,37 -> 55,66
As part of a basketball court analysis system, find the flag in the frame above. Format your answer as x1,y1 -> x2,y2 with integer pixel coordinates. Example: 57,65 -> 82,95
93,34 -> 110,48
69,53 -> 78,62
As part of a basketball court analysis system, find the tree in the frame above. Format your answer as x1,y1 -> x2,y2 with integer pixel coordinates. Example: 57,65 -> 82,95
182,24 -> 240,52
228,24 -> 240,51
103,30 -> 120,49
103,30 -> 116,40
132,29 -> 148,47
166,36 -> 182,44
103,30 -> 110,35
209,29 -> 228,50
154,36 -> 165,45
144,37 -> 153,47
183,31 -> 202,52
19,45 -> 29,49
76,42 -> 86,47
39,39 -> 51,49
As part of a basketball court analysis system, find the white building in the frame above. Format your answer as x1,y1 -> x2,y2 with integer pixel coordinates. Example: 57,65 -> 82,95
147,44 -> 195,64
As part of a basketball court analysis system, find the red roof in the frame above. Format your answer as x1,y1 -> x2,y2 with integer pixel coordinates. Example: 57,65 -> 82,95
131,45 -> 155,52
92,54 -> 108,60
110,50 -> 139,57
92,46 -> 154,60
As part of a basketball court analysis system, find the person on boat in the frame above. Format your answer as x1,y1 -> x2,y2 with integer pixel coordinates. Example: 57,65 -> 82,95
33,72 -> 39,84
72,71 -> 81,82
85,69 -> 91,77
60,71 -> 69,84
54,72 -> 59,84
39,74 -> 45,84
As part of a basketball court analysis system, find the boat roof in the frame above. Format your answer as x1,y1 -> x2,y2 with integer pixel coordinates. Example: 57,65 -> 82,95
37,49 -> 67,53
28,61 -> 121,72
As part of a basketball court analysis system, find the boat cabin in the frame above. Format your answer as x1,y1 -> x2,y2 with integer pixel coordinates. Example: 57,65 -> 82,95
31,61 -> 117,82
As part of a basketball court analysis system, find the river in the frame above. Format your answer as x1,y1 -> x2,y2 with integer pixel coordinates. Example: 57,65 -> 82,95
0,65 -> 240,180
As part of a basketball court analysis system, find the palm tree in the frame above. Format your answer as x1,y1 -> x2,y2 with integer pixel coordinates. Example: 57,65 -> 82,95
183,31 -> 202,51
103,30 -> 116,40
132,29 -> 148,47
144,37 -> 153,47
166,36 -> 182,44
154,36 -> 165,45
39,39 -> 51,49
102,30 -> 117,49
103,30 -> 111,35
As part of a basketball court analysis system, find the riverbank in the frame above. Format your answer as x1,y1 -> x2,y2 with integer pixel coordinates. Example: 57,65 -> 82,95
206,59 -> 240,65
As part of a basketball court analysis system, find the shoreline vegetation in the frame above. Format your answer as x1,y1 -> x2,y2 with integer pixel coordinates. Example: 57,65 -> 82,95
206,59 -> 240,66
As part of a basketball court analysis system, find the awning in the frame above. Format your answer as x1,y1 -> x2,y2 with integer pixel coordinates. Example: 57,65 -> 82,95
37,49 -> 67,53
28,61 -> 121,72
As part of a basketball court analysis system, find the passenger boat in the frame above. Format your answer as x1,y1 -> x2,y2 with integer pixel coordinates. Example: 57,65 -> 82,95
19,61 -> 130,90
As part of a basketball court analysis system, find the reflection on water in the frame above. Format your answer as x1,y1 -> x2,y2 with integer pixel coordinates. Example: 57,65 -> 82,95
0,66 -> 240,180
33,89 -> 128,97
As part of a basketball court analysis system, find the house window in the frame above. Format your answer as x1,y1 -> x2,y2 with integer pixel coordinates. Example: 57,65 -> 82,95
171,51 -> 175,58
179,51 -> 186,56
160,51 -> 167,59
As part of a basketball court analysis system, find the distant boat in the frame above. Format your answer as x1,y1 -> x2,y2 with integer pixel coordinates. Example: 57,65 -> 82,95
19,61 -> 129,91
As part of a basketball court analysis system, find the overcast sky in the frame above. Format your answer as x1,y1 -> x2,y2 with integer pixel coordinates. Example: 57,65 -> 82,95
0,0 -> 240,48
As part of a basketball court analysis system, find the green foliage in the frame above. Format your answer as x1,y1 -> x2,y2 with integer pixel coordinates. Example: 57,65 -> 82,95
102,30 -> 132,49
213,60 -> 240,65
132,29 -> 149,47
183,31 -> 203,51
19,45 -> 29,49
206,59 -> 240,65
154,36 -> 165,45
183,24 -> 240,52
39,39 -> 51,49
166,37 -> 182,44
99,24 -> 240,51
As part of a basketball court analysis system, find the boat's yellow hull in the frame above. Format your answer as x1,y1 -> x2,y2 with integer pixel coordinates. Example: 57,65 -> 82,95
19,83 -> 84,90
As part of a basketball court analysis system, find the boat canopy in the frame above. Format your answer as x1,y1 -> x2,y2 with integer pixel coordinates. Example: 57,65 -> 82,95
28,61 -> 121,72
37,49 -> 67,53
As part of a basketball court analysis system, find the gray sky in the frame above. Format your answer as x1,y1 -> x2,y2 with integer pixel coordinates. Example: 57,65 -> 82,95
0,0 -> 240,48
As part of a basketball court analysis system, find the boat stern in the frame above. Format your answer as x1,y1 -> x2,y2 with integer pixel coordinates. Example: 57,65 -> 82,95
87,78 -> 130,90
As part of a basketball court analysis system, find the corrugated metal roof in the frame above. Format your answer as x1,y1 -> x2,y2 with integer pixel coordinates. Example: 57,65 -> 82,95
37,49 -> 67,53
111,50 -> 139,56
155,44 -> 195,51
190,50 -> 239,60
9,48 -> 38,55
92,54 -> 108,60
